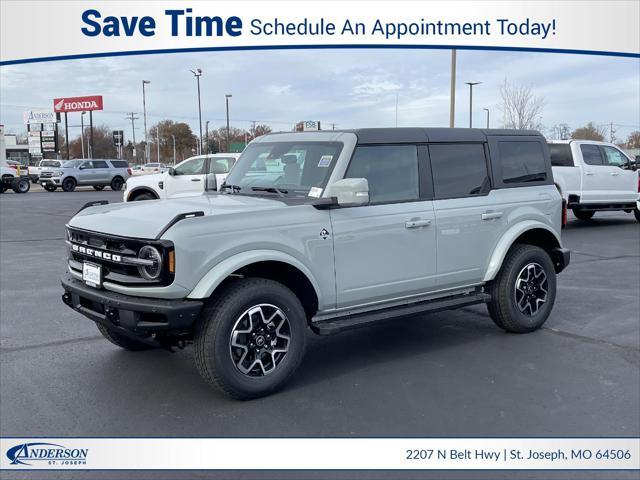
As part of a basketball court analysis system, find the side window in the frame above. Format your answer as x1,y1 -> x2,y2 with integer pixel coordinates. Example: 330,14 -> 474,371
548,144 -> 574,167
497,141 -> 547,184
110,160 -> 128,168
92,160 -> 109,168
174,158 -> 205,175
601,146 -> 628,167
345,145 -> 419,203
208,157 -> 235,174
429,144 -> 489,198
80,161 -> 93,169
580,144 -> 604,166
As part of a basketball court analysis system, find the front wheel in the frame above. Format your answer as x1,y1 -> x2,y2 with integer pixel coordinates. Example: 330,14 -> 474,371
11,177 -> 30,193
193,278 -> 307,399
572,209 -> 595,220
62,177 -> 76,192
486,244 -> 557,333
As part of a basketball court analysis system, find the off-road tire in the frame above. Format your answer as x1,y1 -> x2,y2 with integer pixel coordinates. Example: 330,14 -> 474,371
43,184 -> 57,192
486,244 -> 557,333
110,176 -> 124,191
634,208 -> 640,223
93,185 -> 105,191
11,177 -> 30,193
572,209 -> 595,220
132,192 -> 156,201
96,323 -> 153,351
62,177 -> 76,192
193,277 -> 307,400
0,184 -> 7,193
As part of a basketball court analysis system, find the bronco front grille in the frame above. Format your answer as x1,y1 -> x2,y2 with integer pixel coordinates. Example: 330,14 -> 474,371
66,227 -> 174,287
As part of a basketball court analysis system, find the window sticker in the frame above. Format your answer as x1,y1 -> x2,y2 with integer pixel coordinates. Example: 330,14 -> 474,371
308,187 -> 323,198
318,155 -> 333,167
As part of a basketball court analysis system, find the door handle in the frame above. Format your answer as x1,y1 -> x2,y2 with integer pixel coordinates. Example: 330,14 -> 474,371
584,171 -> 594,176
191,178 -> 201,182
610,172 -> 620,176
481,211 -> 503,220
405,219 -> 431,229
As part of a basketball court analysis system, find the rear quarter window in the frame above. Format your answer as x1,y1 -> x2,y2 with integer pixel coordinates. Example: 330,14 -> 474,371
110,160 -> 129,168
548,144 -> 574,167
496,141 -> 548,184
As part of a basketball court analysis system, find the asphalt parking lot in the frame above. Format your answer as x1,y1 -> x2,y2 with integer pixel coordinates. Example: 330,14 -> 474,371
0,189 -> 638,480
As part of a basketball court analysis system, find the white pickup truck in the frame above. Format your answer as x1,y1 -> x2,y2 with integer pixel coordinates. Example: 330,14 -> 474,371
549,140 -> 639,222
30,159 -> 63,183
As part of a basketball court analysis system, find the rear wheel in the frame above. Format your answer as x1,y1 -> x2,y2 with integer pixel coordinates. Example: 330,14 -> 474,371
62,177 -> 76,192
486,244 -> 557,333
194,278 -> 307,399
110,176 -> 124,191
93,185 -> 105,191
11,177 -> 30,193
572,208 -> 595,220
132,192 -> 156,201
96,323 -> 153,351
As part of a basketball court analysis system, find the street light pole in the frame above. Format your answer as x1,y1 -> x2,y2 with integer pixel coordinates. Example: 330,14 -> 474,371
142,80 -> 150,162
157,126 -> 160,162
171,134 -> 176,165
449,49 -> 457,127
190,69 -> 203,155
205,120 -> 210,154
225,94 -> 232,152
80,111 -> 86,158
483,108 -> 490,128
465,82 -> 481,128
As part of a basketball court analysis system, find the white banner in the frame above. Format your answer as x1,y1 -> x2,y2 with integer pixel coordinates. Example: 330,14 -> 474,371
1,438 -> 638,470
1,1 -> 639,65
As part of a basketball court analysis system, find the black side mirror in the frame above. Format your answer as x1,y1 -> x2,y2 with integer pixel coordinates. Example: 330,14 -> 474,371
168,167 -> 175,176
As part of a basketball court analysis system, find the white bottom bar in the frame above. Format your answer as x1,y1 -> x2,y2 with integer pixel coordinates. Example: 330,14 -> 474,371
1,438 -> 638,470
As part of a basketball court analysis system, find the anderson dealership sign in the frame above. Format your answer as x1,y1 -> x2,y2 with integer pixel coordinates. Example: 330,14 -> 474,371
53,95 -> 103,113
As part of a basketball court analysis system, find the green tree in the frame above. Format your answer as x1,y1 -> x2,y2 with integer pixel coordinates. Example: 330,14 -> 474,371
149,120 -> 197,164
571,122 -> 606,141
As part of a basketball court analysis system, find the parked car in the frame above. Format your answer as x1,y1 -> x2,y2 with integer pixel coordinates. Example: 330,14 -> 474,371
61,128 -> 569,399
39,159 -> 131,192
123,153 -> 240,201
130,165 -> 143,176
140,163 -> 168,175
29,159 -> 63,183
1,160 -> 30,193
549,140 -> 639,222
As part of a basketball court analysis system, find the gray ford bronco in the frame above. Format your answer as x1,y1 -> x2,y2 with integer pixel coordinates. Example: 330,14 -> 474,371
61,128 -> 570,399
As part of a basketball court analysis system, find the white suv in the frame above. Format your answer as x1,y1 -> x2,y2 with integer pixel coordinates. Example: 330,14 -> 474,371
123,153 -> 240,201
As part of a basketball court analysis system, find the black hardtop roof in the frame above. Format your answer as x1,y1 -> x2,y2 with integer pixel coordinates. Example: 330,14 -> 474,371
349,127 -> 542,144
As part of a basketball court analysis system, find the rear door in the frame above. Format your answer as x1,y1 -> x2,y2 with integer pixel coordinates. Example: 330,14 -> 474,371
330,144 -> 437,308
579,144 -> 610,202
430,143 -> 500,289
600,145 -> 638,202
164,156 -> 206,198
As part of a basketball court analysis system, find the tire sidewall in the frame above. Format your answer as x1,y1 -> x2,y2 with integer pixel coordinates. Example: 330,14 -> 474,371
110,177 -> 124,191
203,281 -> 307,397
62,178 -> 76,192
502,247 -> 557,332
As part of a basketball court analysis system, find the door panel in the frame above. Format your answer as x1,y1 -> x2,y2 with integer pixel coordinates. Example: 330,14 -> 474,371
579,144 -> 610,202
600,145 -> 638,202
165,157 -> 206,198
331,201 -> 437,308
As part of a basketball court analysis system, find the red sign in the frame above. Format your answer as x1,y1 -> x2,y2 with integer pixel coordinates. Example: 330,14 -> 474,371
53,95 -> 103,113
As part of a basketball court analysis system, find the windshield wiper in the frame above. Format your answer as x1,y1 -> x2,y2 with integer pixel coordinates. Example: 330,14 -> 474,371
220,183 -> 242,192
251,186 -> 288,197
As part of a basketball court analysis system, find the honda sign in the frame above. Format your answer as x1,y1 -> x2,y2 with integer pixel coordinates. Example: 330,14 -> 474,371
53,95 -> 103,113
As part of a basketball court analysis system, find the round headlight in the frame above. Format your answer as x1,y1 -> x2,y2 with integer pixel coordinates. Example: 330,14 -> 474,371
138,245 -> 162,280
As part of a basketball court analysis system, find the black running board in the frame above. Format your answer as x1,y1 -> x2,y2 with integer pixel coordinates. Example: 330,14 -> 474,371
311,292 -> 491,335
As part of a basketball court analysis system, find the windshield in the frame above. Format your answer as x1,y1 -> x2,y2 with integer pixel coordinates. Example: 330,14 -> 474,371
223,142 -> 342,197
40,160 -> 60,167
62,160 -> 82,168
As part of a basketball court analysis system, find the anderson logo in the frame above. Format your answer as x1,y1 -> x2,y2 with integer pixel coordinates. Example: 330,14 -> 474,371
6,443 -> 88,466
53,95 -> 103,113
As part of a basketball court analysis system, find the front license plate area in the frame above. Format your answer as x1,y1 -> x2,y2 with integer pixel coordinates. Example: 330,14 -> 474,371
82,262 -> 102,288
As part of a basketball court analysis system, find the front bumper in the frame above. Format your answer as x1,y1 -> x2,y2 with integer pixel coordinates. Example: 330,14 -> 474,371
551,247 -> 570,273
40,177 -> 61,186
61,273 -> 203,336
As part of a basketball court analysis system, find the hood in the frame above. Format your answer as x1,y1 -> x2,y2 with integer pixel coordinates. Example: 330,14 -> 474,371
126,172 -> 164,187
68,193 -> 288,239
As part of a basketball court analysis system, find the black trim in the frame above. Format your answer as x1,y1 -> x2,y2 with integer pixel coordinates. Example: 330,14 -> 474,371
76,200 -> 108,214
155,211 -> 205,240
311,291 -> 491,335
61,273 -> 202,334
551,248 -> 570,273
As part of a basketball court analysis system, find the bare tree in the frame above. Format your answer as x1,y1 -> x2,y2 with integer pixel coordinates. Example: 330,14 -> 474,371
499,79 -> 545,130
625,130 -> 640,149
549,123 -> 571,140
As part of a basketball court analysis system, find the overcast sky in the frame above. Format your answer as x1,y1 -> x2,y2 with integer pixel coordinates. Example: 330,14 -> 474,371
1,48 -> 639,142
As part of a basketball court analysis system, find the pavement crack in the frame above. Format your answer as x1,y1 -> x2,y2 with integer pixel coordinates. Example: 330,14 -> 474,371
1,335 -> 103,354
542,327 -> 640,353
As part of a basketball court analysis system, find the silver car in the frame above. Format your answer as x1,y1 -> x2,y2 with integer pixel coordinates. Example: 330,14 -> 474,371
61,128 -> 570,399
40,159 -> 131,192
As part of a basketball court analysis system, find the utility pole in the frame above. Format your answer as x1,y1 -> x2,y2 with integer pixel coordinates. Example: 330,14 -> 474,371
80,112 -> 86,159
251,120 -> 256,138
142,80 -> 150,162
126,112 -> 139,161
465,82 -> 481,128
449,49 -> 456,128
609,122 -> 616,143
171,134 -> 176,165
205,120 -> 210,154
156,125 -> 160,162
190,68 -> 203,155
